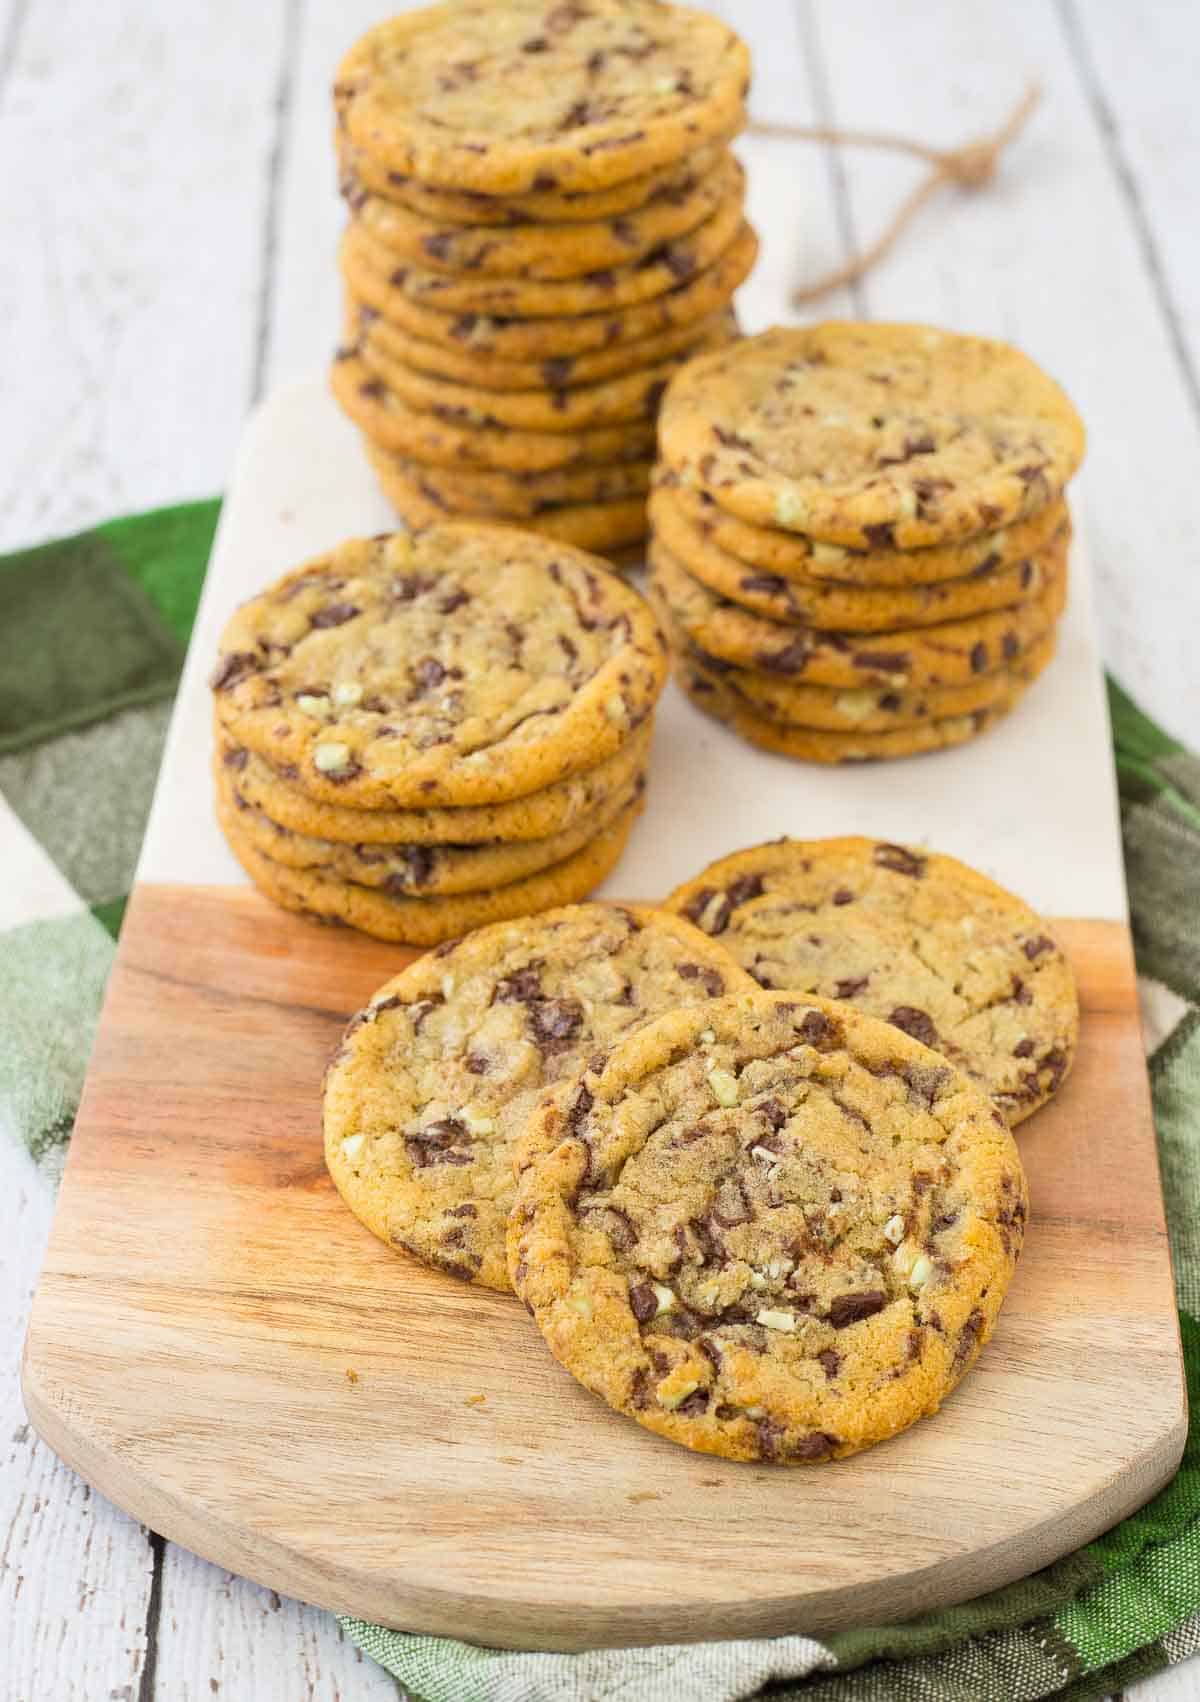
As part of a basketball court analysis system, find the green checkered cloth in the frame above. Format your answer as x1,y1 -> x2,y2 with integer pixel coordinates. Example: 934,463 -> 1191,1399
4,504 -> 1198,1702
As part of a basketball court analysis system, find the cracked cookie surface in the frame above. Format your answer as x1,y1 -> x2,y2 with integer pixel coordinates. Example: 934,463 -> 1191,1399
334,2 -> 751,196
658,323 -> 1085,549
210,525 -> 667,810
508,990 -> 1026,1461
323,903 -> 755,1288
666,838 -> 1078,1124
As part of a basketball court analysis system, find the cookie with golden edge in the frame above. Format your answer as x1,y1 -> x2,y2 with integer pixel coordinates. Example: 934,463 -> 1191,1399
219,787 -> 644,945
345,190 -> 745,318
677,628 -> 1057,733
322,902 -> 756,1290
658,323 -> 1086,549
338,132 -> 733,226
210,525 -> 667,810
346,152 -> 744,280
351,317 -> 736,432
350,294 -> 736,391
657,475 -> 1070,589
214,717 -> 654,846
666,839 -> 1077,1125
651,488 -> 1069,632
338,221 -> 757,358
365,447 -> 649,554
334,353 -> 656,470
217,758 -> 643,897
360,440 -> 652,515
508,990 -> 1026,1462
650,538 -> 1067,688
677,659 -> 1035,764
333,2 -> 751,196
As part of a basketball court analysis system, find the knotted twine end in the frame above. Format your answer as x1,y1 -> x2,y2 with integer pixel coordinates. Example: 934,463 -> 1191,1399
747,84 -> 1042,307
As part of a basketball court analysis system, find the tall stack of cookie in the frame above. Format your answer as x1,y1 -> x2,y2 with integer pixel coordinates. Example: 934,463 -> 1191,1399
649,323 -> 1086,762
331,0 -> 755,558
209,524 -> 668,943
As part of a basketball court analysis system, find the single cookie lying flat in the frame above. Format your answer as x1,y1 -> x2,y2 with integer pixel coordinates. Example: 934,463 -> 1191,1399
323,903 -> 756,1288
666,838 -> 1078,1124
509,990 -> 1026,1462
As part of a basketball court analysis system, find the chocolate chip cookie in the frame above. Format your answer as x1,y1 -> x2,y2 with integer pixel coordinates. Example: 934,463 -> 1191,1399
657,323 -> 1086,549
678,629 -> 1057,733
650,537 -> 1066,688
365,448 -> 650,554
338,221 -> 757,359
219,787 -> 644,945
323,903 -> 756,1288
353,319 -> 735,433
650,486 -> 1069,631
656,474 -> 1070,589
666,838 -> 1078,1124
333,353 -> 657,470
210,525 -> 667,810
344,191 -> 745,318
214,717 -> 653,845
334,3 -> 751,196
346,152 -> 744,281
351,294 -> 736,391
217,756 -> 643,896
338,133 -> 734,227
508,990 -> 1026,1461
677,662 -> 1036,764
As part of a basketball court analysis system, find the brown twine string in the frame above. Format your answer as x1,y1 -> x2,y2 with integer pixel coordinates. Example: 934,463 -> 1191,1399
747,84 -> 1041,306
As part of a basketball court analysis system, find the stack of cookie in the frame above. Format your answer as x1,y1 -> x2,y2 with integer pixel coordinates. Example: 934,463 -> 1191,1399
330,0 -> 756,558
209,523 -> 668,943
650,323 -> 1087,762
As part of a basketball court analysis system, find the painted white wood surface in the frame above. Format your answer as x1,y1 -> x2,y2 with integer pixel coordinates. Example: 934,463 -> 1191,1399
3,0 -> 1197,1696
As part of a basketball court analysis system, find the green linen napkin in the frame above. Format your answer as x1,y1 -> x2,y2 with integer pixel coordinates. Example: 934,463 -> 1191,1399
3,506 -> 1198,1701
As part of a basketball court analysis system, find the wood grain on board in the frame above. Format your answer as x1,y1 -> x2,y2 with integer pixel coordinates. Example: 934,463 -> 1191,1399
23,884 -> 1186,1652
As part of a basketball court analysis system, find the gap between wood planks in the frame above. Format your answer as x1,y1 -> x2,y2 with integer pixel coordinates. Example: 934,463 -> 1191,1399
794,0 -> 867,317
1055,0 -> 1200,429
253,0 -> 306,405
0,0 -> 30,90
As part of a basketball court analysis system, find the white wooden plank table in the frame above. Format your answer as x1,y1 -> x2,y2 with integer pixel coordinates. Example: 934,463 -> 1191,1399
2,2 -> 1198,1697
